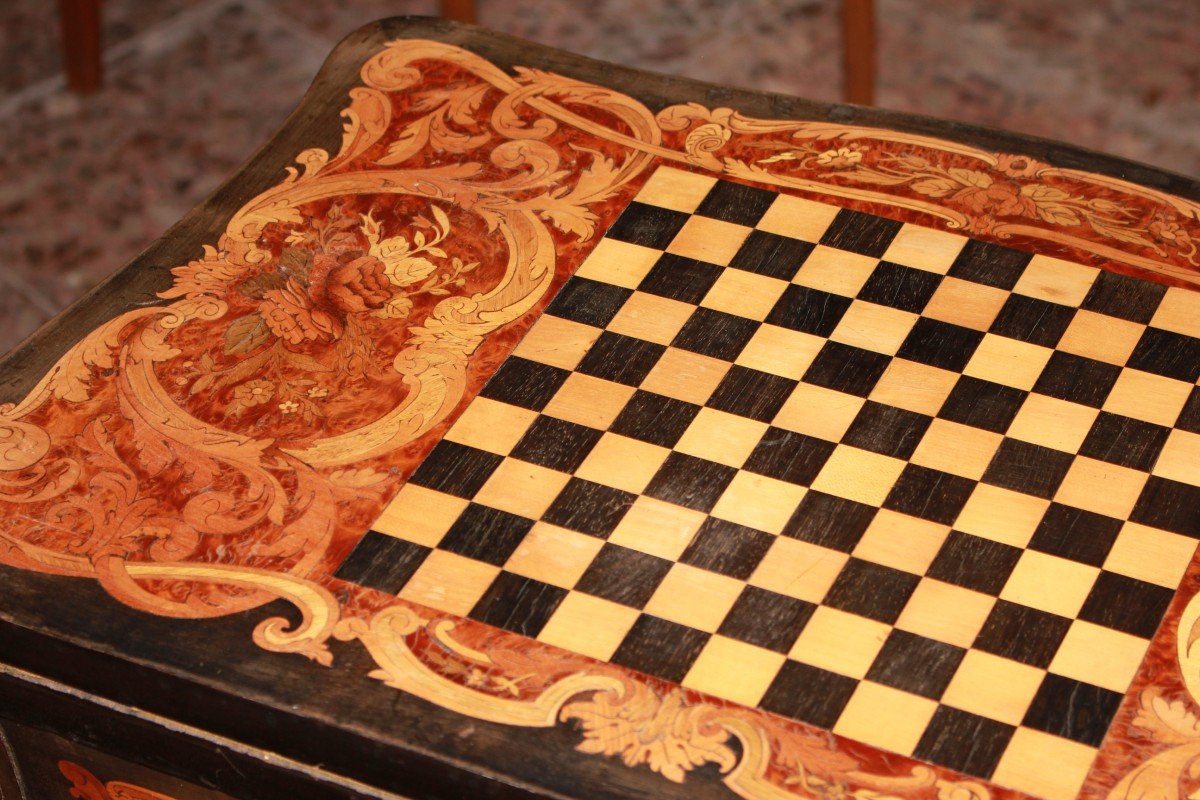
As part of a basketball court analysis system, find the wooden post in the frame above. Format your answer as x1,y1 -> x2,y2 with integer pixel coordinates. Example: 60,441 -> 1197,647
440,0 -> 477,24
841,0 -> 875,105
58,0 -> 103,94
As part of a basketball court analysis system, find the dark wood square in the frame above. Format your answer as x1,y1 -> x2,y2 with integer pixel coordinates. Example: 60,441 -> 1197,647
717,587 -> 816,653
765,283 -> 853,336
742,428 -> 837,485
545,276 -> 633,328
782,491 -> 878,551
469,573 -> 568,638
439,504 -> 536,566
510,416 -> 605,473
542,478 -> 637,538
822,558 -> 921,623
856,261 -> 942,312
728,230 -> 815,280
609,390 -> 702,448
637,253 -> 724,304
605,200 -> 690,249
865,629 -> 966,699
611,615 -> 710,683
679,518 -> 776,580
576,544 -> 674,608
644,451 -> 739,512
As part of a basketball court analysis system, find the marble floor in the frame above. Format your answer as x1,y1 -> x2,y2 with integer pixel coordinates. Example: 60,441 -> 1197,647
0,0 -> 1197,355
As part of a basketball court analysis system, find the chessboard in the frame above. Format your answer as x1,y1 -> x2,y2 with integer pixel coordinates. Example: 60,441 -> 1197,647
337,165 -> 1200,797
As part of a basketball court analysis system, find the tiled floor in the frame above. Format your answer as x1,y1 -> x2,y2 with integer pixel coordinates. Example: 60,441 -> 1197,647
0,0 -> 1197,355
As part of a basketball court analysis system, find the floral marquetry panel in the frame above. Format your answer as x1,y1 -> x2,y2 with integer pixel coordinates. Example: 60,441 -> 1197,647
1,16 -> 1199,800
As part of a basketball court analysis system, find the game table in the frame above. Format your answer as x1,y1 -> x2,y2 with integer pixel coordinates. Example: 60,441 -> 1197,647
2,16 -> 1200,800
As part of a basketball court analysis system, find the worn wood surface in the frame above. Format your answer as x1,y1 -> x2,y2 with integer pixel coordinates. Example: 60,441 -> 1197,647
2,717 -> 241,800
0,723 -> 25,800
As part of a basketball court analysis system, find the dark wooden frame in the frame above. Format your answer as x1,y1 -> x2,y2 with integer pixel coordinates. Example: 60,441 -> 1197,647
3,16 -> 1198,800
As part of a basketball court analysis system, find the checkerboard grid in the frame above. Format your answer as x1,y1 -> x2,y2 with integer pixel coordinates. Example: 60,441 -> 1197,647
343,166 -> 1200,796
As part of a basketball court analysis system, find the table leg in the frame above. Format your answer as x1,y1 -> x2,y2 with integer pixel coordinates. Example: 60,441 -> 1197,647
440,0 -> 477,24
58,0 -> 102,94
842,0 -> 875,105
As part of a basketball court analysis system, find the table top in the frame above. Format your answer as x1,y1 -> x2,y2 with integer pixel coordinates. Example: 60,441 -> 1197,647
2,16 -> 1200,800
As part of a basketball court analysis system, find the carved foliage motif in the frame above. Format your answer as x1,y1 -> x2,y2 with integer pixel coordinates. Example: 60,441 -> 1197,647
4,38 -> 1199,800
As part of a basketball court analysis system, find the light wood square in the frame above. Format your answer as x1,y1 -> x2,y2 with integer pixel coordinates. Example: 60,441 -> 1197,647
574,237 -> 661,289
1050,619 -> 1149,694
1152,286 -> 1200,339
675,407 -> 770,468
543,372 -> 635,430
445,396 -> 539,456
1013,254 -> 1098,306
575,433 -> 671,494
1058,309 -> 1145,365
1104,368 -> 1193,427
1104,521 -> 1198,588
750,537 -> 848,603
504,522 -> 606,589
634,166 -> 718,213
835,681 -> 939,756
756,194 -> 841,242
881,224 -> 967,274
774,382 -> 864,439
910,418 -> 1003,480
788,605 -> 891,679
399,550 -> 500,616
793,245 -> 877,297
922,276 -> 1008,331
667,214 -> 753,266
373,483 -> 468,547
941,649 -> 1046,726
955,484 -> 1050,548
538,591 -> 640,661
640,347 -> 732,405
512,313 -> 601,370
608,495 -> 708,560
869,358 -> 959,416
606,291 -> 695,346
682,635 -> 787,707
895,578 -> 996,649
999,550 -> 1101,618
854,510 -> 950,574
964,333 -> 1054,391
644,563 -> 746,633
991,726 -> 1098,800
736,324 -> 826,380
1153,429 -> 1200,486
712,470 -> 807,535
830,300 -> 919,356
1007,393 -> 1099,453
475,458 -> 571,520
701,268 -> 790,321
1054,456 -> 1148,519
810,446 -> 907,506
